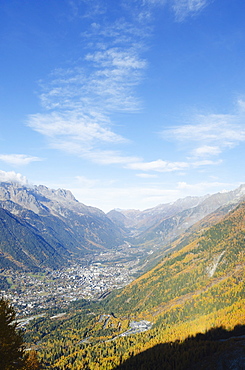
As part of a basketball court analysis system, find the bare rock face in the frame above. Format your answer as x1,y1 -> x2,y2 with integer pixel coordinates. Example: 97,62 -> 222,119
0,183 -> 42,214
36,185 -> 77,202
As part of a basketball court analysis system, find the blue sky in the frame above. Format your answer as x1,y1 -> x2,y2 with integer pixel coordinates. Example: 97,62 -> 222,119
1,0 -> 245,211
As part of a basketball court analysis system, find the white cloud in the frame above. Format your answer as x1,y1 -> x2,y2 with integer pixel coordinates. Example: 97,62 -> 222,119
126,157 -> 221,173
0,170 -> 28,185
27,0 -> 213,172
192,145 -> 221,157
0,154 -> 42,166
124,0 -> 209,23
37,20 -> 147,114
192,159 -> 222,167
27,13 -> 148,164
73,0 -> 209,24
66,0 -> 108,22
237,99 -> 245,111
167,114 -> 245,145
177,180 -> 238,193
172,0 -> 210,21
136,173 -> 158,178
85,48 -> 146,70
163,100 -> 245,158
28,111 -> 125,146
127,159 -> 190,172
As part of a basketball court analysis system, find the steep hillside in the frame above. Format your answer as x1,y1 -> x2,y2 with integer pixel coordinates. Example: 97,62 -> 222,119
114,326 -> 245,370
107,200 -> 245,319
0,182 -> 125,270
0,207 -> 67,270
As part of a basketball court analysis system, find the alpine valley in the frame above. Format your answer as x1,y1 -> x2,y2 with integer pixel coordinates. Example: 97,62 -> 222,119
1,181 -> 245,369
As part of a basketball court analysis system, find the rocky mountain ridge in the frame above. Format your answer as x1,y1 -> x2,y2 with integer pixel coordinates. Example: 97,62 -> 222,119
108,184 -> 245,243
0,182 -> 124,270
0,182 -> 104,217
0,181 -> 245,271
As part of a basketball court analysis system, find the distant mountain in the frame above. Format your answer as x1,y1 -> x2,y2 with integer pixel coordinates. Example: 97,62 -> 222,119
107,196 -> 207,233
108,185 -> 245,248
0,182 -> 125,270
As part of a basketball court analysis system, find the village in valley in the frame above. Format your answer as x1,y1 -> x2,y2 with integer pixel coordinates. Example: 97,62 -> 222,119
1,260 -> 134,318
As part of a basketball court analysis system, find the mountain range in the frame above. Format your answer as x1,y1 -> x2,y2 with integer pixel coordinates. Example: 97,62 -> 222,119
0,181 -> 245,271
23,188 -> 245,369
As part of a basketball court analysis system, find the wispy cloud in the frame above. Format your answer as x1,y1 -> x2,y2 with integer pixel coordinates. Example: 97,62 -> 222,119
127,159 -> 190,172
192,159 -> 222,167
172,0 -> 210,21
27,0 -> 213,169
28,111 -> 126,150
167,117 -> 245,145
176,180 -> 239,194
27,7 -> 148,162
123,0 -> 208,22
68,0 -> 107,20
126,157 -> 220,172
163,99 -> 245,158
72,0 -> 209,23
0,154 -> 42,166
192,145 -> 221,157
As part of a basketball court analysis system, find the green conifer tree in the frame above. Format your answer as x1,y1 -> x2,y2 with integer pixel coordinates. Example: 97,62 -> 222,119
0,298 -> 41,370
0,297 -> 25,370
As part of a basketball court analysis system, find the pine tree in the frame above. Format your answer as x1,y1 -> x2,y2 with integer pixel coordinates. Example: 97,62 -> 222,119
0,297 -> 25,370
0,297 -> 41,370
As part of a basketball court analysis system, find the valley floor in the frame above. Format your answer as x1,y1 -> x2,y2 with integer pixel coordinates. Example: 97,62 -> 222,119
1,261 -> 133,317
